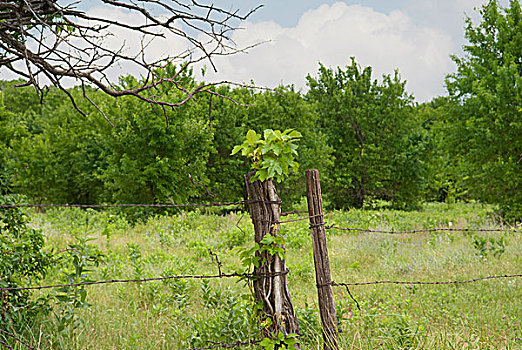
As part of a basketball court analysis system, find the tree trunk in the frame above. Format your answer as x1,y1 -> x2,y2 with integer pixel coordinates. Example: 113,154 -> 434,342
245,173 -> 300,345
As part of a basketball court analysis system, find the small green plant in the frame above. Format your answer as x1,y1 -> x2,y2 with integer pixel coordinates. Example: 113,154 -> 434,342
54,236 -> 104,333
259,330 -> 299,350
472,234 -> 506,258
0,192 -> 54,344
232,129 -> 301,183
127,242 -> 145,279
236,234 -> 287,272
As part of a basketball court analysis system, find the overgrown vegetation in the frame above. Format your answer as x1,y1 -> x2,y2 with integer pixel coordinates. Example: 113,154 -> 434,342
0,202 -> 520,349
0,0 -> 521,348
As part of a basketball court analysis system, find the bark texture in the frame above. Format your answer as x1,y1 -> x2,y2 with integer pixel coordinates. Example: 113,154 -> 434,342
306,169 -> 339,350
245,173 -> 300,343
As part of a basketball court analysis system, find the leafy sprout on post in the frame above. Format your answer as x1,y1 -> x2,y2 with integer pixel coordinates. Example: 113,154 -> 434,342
231,129 -> 302,183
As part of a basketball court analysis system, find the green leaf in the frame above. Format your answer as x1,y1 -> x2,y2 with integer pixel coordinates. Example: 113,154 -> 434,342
231,145 -> 242,155
274,162 -> 283,175
260,338 -> 275,350
267,166 -> 276,179
246,130 -> 259,145
263,129 -> 275,140
285,338 -> 298,346
257,169 -> 268,182
277,330 -> 285,341
261,235 -> 275,245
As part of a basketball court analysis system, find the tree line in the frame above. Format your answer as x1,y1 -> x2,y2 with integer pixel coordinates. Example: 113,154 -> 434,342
0,0 -> 520,222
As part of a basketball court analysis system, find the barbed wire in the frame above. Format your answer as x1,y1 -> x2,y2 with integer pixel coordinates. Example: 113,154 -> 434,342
178,340 -> 260,350
0,329 -> 34,350
324,273 -> 522,287
0,200 -> 278,209
279,215 -> 322,225
324,225 -> 522,234
280,210 -> 308,217
0,335 -> 258,350
0,338 -> 13,350
258,213 -> 327,226
0,270 -> 290,292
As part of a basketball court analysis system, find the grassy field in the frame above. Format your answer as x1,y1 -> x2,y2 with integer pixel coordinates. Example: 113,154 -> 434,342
10,202 -> 522,349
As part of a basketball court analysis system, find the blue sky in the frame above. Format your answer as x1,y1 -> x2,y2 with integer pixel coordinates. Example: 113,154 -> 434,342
4,0 -> 508,102
196,0 -> 493,101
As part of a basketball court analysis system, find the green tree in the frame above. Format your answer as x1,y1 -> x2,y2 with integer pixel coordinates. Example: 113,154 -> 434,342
206,86 -> 332,206
306,58 -> 426,209
99,93 -> 213,206
7,86 -> 108,205
4,68 -> 215,209
445,0 -> 522,221
414,97 -> 470,203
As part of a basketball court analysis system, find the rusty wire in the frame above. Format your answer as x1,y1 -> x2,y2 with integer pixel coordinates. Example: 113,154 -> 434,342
324,226 -> 522,234
0,201 -> 244,209
280,210 -> 308,217
0,329 -> 34,350
0,338 -> 13,350
178,340 -> 260,350
324,273 -> 522,287
258,214 -> 326,226
0,270 -> 290,292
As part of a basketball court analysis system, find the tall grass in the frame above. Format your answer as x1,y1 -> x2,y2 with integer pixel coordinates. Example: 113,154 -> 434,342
7,202 -> 522,349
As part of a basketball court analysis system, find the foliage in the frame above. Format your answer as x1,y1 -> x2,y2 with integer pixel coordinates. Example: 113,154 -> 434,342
0,193 -> 53,338
306,58 -> 426,210
206,85 -> 332,205
7,203 -> 520,349
445,0 -> 522,222
232,129 -> 301,183
259,331 -> 299,350
98,88 -> 213,208
53,236 -> 104,333
0,91 -> 28,192
236,234 -> 287,274
472,234 -> 506,258
6,85 -> 109,204
2,76 -> 213,212
414,98 -> 470,203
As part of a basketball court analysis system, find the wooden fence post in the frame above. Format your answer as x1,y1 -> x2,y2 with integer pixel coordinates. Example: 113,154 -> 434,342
306,169 -> 339,350
244,173 -> 300,347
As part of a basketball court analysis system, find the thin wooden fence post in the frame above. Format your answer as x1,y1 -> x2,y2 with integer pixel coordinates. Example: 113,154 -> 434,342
306,169 -> 339,350
244,172 -> 300,347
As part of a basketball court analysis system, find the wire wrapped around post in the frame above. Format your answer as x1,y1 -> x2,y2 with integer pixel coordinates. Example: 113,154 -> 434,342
306,169 -> 340,350
244,172 -> 300,348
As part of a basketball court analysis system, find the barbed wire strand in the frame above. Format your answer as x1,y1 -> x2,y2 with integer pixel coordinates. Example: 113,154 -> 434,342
259,214 -> 325,226
0,329 -> 34,350
326,273 -> 522,287
0,338 -> 14,350
0,270 -> 290,292
178,340 -> 260,350
280,210 -> 308,217
324,225 -> 522,234
0,199 -> 284,209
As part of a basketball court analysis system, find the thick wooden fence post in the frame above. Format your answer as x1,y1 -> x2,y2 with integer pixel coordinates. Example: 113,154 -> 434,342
306,169 -> 339,350
245,173 -> 300,347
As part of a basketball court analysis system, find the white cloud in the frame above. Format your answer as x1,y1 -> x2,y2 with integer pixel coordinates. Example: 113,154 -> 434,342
201,2 -> 455,101
1,2 -> 460,102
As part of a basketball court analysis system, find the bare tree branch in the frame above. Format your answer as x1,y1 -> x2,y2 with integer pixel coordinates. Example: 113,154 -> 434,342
0,0 -> 263,117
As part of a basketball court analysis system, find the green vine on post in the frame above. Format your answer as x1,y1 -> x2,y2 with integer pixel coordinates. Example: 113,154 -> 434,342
231,129 -> 302,183
233,128 -> 302,349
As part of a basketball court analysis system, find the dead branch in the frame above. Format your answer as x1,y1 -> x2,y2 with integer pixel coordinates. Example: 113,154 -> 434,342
0,0 -> 263,118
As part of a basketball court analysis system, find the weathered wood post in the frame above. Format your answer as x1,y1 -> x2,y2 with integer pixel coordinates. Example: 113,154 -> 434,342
245,173 -> 300,346
306,169 -> 339,350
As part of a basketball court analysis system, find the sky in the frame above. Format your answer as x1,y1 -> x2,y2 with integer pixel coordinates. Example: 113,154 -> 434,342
1,0 -> 508,102
198,0 -> 494,102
